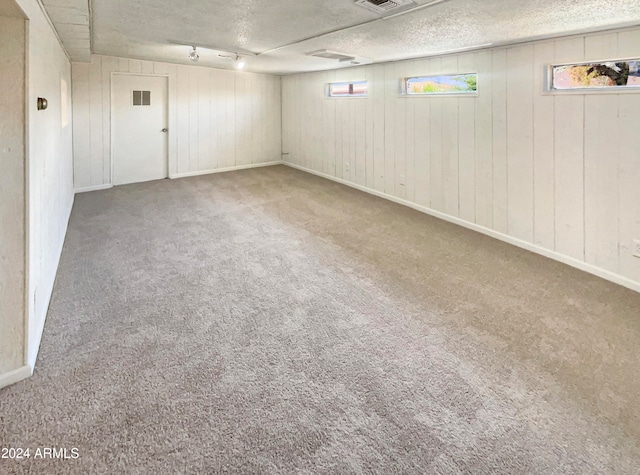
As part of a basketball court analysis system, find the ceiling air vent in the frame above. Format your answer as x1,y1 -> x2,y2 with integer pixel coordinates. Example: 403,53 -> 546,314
307,50 -> 356,61
354,0 -> 416,15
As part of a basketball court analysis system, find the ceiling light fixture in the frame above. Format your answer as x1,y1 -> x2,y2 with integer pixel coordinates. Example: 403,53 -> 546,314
217,53 -> 247,70
188,46 -> 199,62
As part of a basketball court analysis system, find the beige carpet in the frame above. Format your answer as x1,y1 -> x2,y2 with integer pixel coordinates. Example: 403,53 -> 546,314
1,165 -> 640,473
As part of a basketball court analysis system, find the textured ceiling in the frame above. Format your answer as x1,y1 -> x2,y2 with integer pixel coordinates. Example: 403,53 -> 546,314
42,0 -> 91,62
61,0 -> 640,73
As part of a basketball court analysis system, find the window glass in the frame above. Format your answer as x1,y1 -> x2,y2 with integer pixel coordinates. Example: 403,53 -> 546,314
406,74 -> 477,95
551,60 -> 640,90
329,81 -> 368,97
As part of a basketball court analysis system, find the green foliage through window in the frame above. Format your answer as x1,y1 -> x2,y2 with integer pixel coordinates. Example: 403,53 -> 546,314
551,60 -> 640,90
406,73 -> 478,95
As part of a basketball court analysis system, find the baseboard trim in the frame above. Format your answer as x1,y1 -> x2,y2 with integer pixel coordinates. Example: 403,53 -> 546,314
170,161 -> 284,179
74,183 -> 113,194
283,162 -> 640,295
0,365 -> 33,390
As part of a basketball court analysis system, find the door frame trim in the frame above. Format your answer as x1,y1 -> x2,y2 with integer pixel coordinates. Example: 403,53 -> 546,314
110,72 -> 170,186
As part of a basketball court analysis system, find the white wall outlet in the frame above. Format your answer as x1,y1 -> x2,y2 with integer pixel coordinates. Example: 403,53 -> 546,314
633,239 -> 640,258
344,163 -> 350,172
399,175 -> 405,186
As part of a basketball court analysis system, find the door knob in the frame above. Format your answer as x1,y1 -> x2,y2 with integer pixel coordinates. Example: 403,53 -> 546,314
161,128 -> 168,132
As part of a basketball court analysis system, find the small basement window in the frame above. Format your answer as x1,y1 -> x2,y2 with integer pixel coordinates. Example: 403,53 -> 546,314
328,81 -> 368,97
550,59 -> 640,91
405,73 -> 477,95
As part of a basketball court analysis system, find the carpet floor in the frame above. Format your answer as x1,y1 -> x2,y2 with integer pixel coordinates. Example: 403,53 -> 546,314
1,165 -> 640,474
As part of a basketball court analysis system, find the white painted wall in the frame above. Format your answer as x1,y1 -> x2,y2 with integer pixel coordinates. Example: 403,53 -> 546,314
15,0 -> 74,373
282,27 -> 640,292
0,14 -> 26,378
72,55 -> 282,191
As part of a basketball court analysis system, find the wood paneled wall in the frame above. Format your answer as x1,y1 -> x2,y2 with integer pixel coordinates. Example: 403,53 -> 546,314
282,27 -> 640,291
72,55 -> 282,191
0,16 -> 26,376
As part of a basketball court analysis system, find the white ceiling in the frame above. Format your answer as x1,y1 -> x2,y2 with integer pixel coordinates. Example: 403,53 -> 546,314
47,0 -> 640,74
42,0 -> 90,62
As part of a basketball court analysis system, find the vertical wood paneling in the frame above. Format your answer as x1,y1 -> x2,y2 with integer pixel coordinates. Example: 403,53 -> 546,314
413,97 -> 431,207
355,94 -> 367,186
402,60 -> 421,204
344,69 -> 361,184
584,95 -> 619,271
303,75 -> 312,170
335,95 -> 345,178
141,60 -> 153,74
404,92 -> 416,202
617,29 -> 640,283
72,63 -> 91,187
118,57 -> 129,72
279,27 -> 640,290
365,66 -> 375,188
428,57 -> 444,212
554,37 -> 585,260
440,56 -> 459,216
314,74 -> 325,172
506,45 -> 534,242
209,69 -> 220,170
222,70 -> 237,168
292,76 -> 302,167
176,66 -> 190,174
72,54 -> 282,188
618,93 -> 640,283
491,49 -> 508,234
257,75 -> 268,164
250,74 -> 260,166
474,50 -> 493,228
197,68 -> 212,170
188,67 -> 199,170
321,72 -> 334,176
234,74 -> 248,166
392,63 -> 407,199
128,59 -> 141,73
383,63 -> 397,194
532,42 -> 555,249
458,53 -> 476,223
268,73 -> 280,162
584,33 -> 619,272
101,56 -> 118,184
281,76 -> 291,155
88,56 -> 103,186
412,58 -> 431,209
372,64 -> 386,192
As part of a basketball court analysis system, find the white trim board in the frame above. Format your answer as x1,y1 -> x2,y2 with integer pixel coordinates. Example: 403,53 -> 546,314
282,162 -> 640,295
171,161 -> 284,179
0,365 -> 32,390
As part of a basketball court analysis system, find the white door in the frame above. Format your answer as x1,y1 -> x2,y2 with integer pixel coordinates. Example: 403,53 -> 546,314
112,74 -> 168,185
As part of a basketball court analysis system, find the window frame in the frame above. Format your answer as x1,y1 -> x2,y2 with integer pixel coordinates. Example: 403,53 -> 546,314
402,72 -> 479,97
545,57 -> 640,94
326,80 -> 369,99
